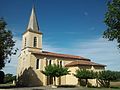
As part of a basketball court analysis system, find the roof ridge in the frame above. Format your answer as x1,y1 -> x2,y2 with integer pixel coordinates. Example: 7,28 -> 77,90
42,51 -> 89,59
30,50 -> 90,60
65,60 -> 106,67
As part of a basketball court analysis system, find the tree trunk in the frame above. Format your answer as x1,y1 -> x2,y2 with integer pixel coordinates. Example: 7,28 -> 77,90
96,79 -> 98,87
78,78 -> 80,86
85,79 -> 88,87
50,76 -> 53,85
59,77 -> 61,85
108,80 -> 110,88
53,77 -> 56,86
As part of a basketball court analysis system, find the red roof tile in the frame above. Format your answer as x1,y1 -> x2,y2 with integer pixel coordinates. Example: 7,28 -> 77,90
31,51 -> 90,61
65,60 -> 106,67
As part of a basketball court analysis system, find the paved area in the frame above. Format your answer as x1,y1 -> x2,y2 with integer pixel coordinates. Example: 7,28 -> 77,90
0,86 -> 120,90
0,86 -> 80,90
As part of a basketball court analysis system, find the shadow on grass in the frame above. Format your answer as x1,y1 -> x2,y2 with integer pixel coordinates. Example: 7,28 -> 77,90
57,85 -> 76,88
0,85 -> 16,89
32,89 -> 44,90
0,84 -> 36,89
111,87 -> 120,89
0,85 -> 44,90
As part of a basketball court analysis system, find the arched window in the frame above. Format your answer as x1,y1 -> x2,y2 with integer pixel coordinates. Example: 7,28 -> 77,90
36,59 -> 39,69
25,38 -> 26,47
49,60 -> 51,65
33,37 -> 37,47
57,60 -> 59,65
60,61 -> 62,67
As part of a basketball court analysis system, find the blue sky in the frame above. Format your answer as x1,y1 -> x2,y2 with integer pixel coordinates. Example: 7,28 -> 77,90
0,0 -> 120,75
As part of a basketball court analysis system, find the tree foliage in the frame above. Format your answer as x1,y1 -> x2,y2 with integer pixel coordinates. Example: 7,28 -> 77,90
98,70 -> 120,87
0,18 -> 17,69
42,64 -> 70,85
98,70 -> 118,81
104,0 -> 120,48
74,69 -> 96,79
74,69 -> 120,88
0,71 -> 4,84
74,69 -> 96,87
4,73 -> 16,84
42,64 -> 70,77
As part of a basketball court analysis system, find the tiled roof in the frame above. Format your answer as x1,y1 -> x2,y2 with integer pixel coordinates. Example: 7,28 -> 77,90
31,51 -> 90,61
65,60 -> 106,67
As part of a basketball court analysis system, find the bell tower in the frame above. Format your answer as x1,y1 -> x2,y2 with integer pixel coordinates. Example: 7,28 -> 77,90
22,6 -> 42,52
17,5 -> 43,86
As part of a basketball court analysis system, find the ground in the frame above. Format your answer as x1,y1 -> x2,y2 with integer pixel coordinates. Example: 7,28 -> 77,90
0,81 -> 120,90
0,86 -> 120,90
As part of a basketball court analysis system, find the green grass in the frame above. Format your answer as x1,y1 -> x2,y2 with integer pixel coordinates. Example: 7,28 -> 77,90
76,81 -> 120,90
77,87 -> 120,90
0,82 -> 120,90
0,83 -> 16,89
0,83 -> 15,86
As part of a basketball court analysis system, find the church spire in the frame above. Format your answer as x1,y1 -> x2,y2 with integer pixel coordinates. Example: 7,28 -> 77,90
27,5 -> 39,32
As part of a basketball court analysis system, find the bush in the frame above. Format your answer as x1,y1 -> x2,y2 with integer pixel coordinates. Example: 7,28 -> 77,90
4,73 -> 16,84
0,71 -> 5,84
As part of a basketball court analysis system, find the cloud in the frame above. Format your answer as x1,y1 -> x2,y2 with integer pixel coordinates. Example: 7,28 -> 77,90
84,12 -> 88,16
43,44 -> 61,52
64,31 -> 78,35
3,36 -> 120,75
71,37 -> 120,71
43,37 -> 120,71
90,27 -> 96,30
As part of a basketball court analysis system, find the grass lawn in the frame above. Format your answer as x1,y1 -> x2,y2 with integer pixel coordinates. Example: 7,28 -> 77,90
77,88 -> 120,90
0,82 -> 120,90
0,83 -> 16,89
76,81 -> 120,90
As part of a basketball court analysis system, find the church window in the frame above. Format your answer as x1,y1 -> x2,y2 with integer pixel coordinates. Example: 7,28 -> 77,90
60,61 -> 62,67
36,59 -> 39,69
46,59 -> 48,66
33,37 -> 37,47
25,38 -> 26,47
57,60 -> 59,65
49,60 -> 51,65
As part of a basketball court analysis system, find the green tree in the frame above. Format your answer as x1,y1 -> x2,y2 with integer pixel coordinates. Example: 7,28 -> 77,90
104,0 -> 120,48
0,18 -> 17,69
98,70 -> 119,88
0,71 -> 4,84
74,69 -> 96,87
4,73 -> 16,84
42,64 -> 70,85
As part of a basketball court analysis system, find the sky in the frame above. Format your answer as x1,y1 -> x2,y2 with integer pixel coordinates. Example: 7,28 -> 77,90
0,0 -> 120,75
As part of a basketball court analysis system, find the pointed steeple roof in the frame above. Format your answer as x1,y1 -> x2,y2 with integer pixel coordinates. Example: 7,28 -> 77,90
27,6 -> 39,32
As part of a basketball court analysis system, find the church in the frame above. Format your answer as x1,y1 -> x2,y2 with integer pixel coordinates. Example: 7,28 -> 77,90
17,6 -> 106,86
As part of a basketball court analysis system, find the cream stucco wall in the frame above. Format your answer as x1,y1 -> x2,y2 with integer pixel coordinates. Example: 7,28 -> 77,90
22,31 -> 42,50
30,54 -> 76,86
17,51 -> 105,87
65,65 -> 105,86
66,66 -> 79,85
17,30 -> 105,86
17,49 -> 80,86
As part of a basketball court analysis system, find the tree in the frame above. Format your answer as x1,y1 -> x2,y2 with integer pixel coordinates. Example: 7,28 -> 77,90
0,18 -> 17,69
74,69 -> 96,87
104,0 -> 120,48
0,71 -> 5,84
4,73 -> 16,84
98,70 -> 119,88
42,64 -> 70,86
